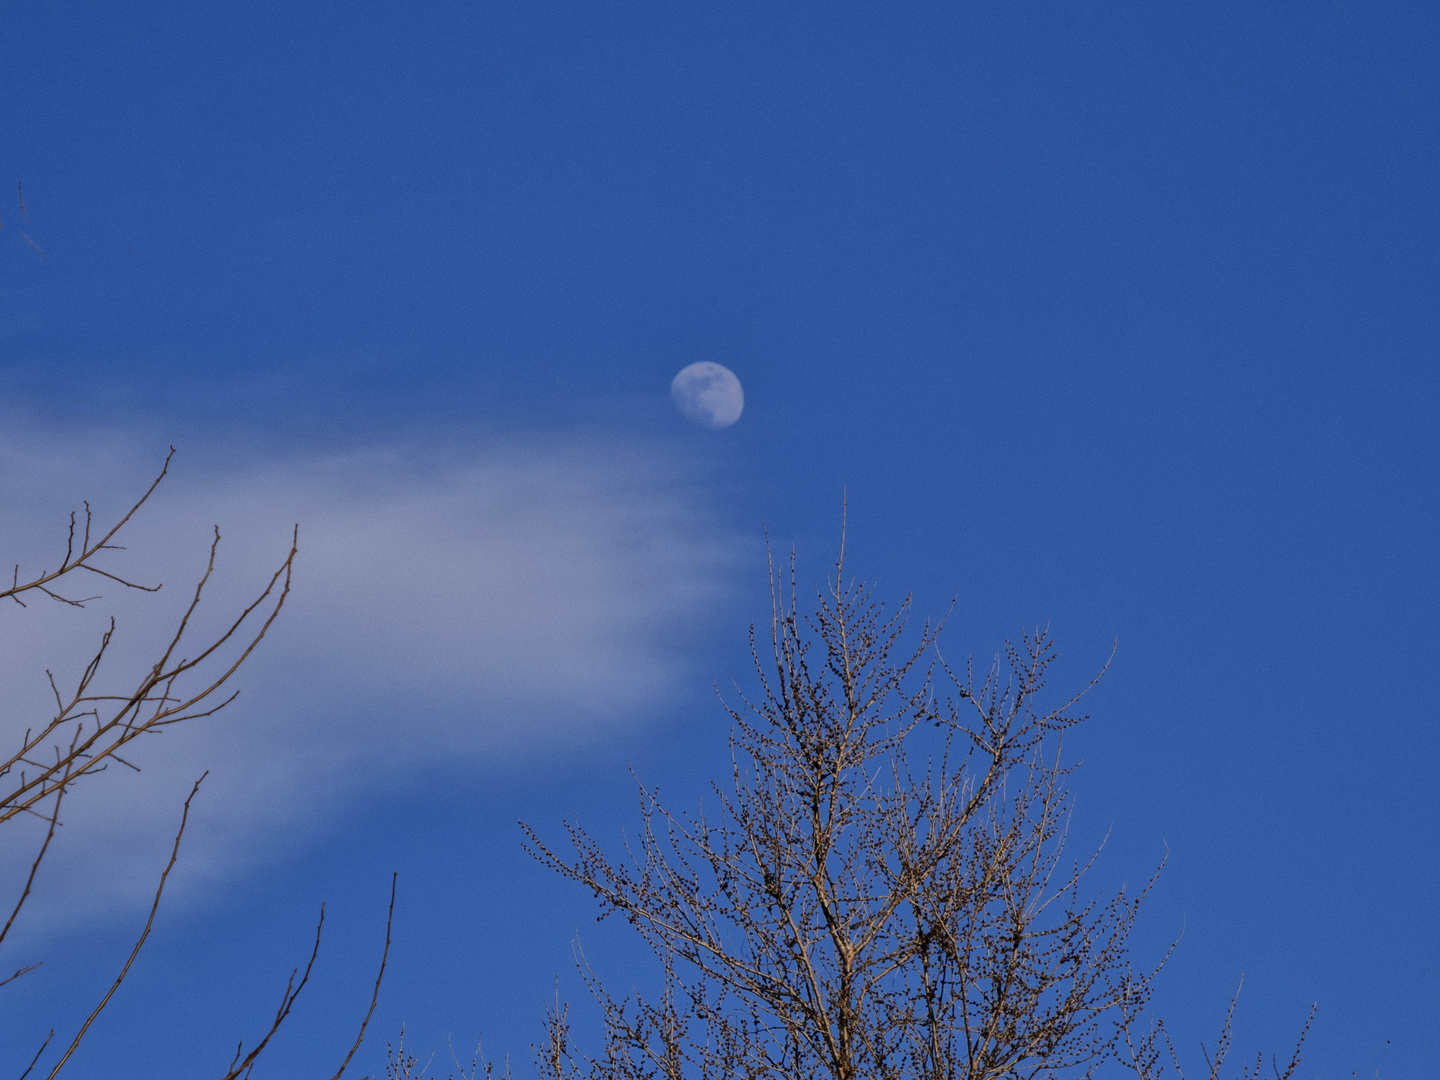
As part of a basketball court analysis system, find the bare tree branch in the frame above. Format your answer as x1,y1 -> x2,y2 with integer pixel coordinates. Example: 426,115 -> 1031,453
17,1030 -> 53,1080
0,449 -> 403,1078
0,783 -> 66,953
327,872 -> 398,1080
215,905 -> 329,1080
0,512 -> 298,833
45,773 -> 207,1079
525,540 -> 1309,1080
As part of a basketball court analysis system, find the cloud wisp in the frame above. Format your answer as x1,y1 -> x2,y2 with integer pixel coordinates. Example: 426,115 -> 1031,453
0,425 -> 739,937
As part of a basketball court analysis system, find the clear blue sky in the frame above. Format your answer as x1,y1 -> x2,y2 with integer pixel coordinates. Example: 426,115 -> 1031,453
2,2 -> 1436,1075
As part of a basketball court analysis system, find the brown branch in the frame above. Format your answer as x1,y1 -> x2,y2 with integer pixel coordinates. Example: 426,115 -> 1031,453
1,522 -> 297,830
0,447 -> 175,608
0,783 -> 66,950
0,962 -> 42,989
45,773 -> 207,1079
17,1030 -> 53,1080
326,872 -> 397,1080
521,541 -> 1259,1080
215,904 -> 328,1080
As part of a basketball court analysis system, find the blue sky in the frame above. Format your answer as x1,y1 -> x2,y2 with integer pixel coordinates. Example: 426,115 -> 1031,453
1,2 -> 1437,1075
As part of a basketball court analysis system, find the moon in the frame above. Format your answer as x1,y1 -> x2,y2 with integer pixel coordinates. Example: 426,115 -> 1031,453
670,362 -> 744,429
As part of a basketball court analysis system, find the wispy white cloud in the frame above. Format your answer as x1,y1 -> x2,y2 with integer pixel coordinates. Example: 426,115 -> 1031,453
0,423 -> 739,936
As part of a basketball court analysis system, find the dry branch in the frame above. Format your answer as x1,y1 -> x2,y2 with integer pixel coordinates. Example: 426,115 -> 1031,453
44,774 -> 208,1078
525,544 -> 1161,1080
327,872 -> 398,1080
525,540 -> 1312,1080
0,450 -> 406,1078
0,449 -> 298,916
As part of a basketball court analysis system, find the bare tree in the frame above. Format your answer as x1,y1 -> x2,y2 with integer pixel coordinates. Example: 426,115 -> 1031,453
0,449 -> 392,1078
523,542 -> 1310,1080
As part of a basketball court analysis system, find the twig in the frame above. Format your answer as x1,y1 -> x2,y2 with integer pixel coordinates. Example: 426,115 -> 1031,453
45,774 -> 207,1079
17,1030 -> 53,1080
216,903 -> 328,1080
0,783 -> 66,949
327,873 -> 397,1080
0,447 -> 174,606
0,962 -> 42,989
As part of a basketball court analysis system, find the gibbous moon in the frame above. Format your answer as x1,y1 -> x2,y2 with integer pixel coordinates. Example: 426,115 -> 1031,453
670,362 -> 744,429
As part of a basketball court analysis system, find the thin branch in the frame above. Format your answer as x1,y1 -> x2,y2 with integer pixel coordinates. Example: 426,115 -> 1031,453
46,773 -> 208,1079
326,872 -> 397,1080
0,783 -> 66,950
1,522 -> 297,830
0,962 -> 42,989
523,543 -> 1306,1080
215,904 -> 328,1080
0,447 -> 175,607
17,1030 -> 53,1080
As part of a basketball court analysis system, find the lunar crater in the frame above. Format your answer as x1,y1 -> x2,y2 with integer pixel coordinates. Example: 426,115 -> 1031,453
671,362 -> 744,429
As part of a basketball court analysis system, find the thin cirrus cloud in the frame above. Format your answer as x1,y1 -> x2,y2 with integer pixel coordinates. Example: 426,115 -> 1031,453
0,422 -> 740,937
